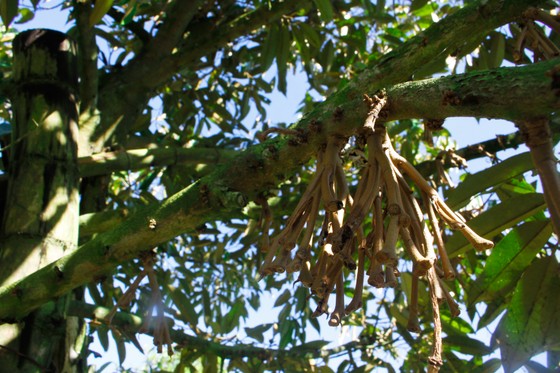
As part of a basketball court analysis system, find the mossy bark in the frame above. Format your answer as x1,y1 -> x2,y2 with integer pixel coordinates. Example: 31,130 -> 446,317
0,30 -> 83,373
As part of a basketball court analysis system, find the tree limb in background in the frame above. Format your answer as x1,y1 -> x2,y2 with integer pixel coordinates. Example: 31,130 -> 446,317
67,300 -> 380,362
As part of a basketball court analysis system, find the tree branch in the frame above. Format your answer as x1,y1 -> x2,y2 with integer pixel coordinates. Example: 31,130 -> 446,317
0,0 -> 552,321
78,146 -> 236,177
383,58 -> 560,122
91,0 -> 310,151
67,301 -> 377,361
139,0 -> 206,64
516,118 -> 560,236
78,60 -> 560,177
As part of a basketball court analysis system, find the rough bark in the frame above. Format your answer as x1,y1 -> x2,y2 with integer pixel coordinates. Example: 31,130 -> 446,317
0,30 -> 82,373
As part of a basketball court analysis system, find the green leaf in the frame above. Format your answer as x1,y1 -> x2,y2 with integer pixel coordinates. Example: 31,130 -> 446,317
445,152 -> 534,210
410,0 -> 429,12
220,298 -> 246,334
447,192 -> 546,257
0,0 -> 19,27
476,298 -> 507,330
441,312 -> 475,335
168,285 -> 199,325
121,0 -> 137,25
467,221 -> 552,306
444,334 -> 492,356
261,23 -> 279,72
298,339 -> 330,350
276,24 -> 291,94
115,335 -> 126,365
89,0 -> 114,27
15,7 -> 33,24
471,358 -> 502,373
314,0 -> 334,22
299,22 -> 321,48
497,256 -> 560,373
279,318 -> 297,349
524,360 -> 551,373
274,289 -> 292,307
487,32 -> 505,69
244,323 -> 273,343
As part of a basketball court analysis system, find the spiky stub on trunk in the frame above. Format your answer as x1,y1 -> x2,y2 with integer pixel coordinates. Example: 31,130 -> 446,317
0,29 -> 83,373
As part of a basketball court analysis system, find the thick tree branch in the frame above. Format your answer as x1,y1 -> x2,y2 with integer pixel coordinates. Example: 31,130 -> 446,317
0,0 -> 552,321
383,58 -> 560,122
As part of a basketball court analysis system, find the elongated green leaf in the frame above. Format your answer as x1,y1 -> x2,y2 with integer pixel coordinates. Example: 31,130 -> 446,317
497,256 -> 560,373
467,221 -> 552,306
471,358 -> 502,373
244,323 -> 273,343
487,32 -> 505,69
14,7 -> 33,24
299,22 -> 321,48
274,289 -> 292,307
115,335 -> 126,365
411,0 -> 429,12
298,339 -> 330,350
444,334 -> 492,356
121,0 -> 137,25
167,285 -> 199,325
441,312 -> 475,335
276,24 -> 291,94
261,23 -> 279,72
447,193 -> 546,257
0,0 -> 18,27
314,0 -> 334,22
89,0 -> 114,27
445,152 -> 534,210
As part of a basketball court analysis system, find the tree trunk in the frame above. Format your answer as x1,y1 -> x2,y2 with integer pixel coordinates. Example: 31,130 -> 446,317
0,30 -> 83,373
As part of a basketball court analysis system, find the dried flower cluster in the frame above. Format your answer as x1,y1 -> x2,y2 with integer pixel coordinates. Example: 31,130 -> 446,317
258,93 -> 493,370
515,7 -> 560,63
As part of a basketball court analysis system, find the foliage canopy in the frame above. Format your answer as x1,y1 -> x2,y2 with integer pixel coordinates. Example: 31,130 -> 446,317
0,0 -> 559,372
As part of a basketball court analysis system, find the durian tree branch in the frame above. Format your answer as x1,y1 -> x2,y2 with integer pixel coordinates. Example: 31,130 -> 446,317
382,58 -> 560,122
0,0 -> 552,321
78,59 -> 559,178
